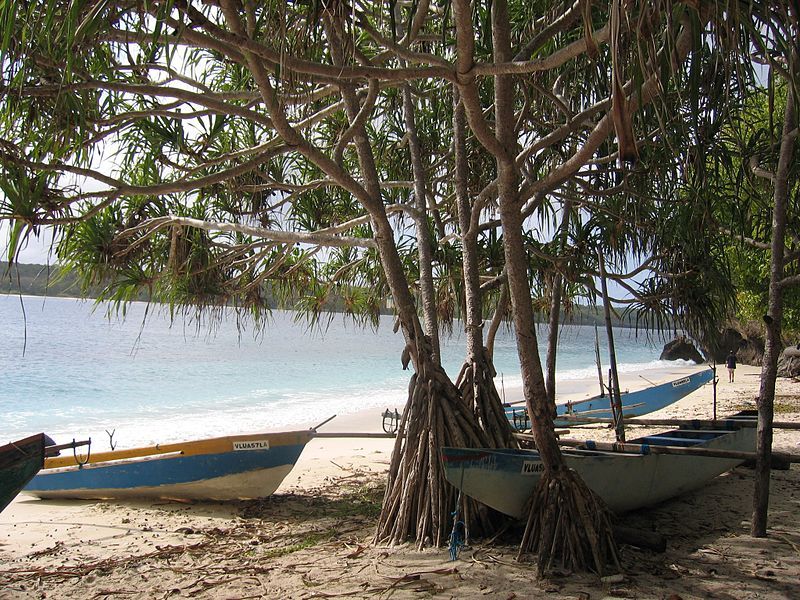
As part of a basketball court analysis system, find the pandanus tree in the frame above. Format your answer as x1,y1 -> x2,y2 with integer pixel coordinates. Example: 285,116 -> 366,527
384,78 -> 517,449
451,93 -> 518,448
747,76 -> 798,539
445,0 -> 763,574
0,0 -> 506,549
661,2 -> 800,537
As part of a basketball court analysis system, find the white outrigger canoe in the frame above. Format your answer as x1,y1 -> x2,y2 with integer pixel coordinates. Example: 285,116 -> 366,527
25,430 -> 313,501
442,414 -> 757,517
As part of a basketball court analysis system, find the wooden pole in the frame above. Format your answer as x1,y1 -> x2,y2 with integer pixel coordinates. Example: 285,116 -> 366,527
594,325 -> 605,398
513,432 -> 800,463
313,432 -> 398,438
558,437 -> 799,463
44,439 -> 91,457
312,414 -> 337,431
712,363 -> 718,420
550,416 -> 800,429
598,250 -> 625,442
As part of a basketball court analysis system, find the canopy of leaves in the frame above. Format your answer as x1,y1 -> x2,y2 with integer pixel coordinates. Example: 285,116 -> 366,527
0,0 -> 792,340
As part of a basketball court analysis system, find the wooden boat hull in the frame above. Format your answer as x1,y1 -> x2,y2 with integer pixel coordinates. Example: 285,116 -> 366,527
25,430 -> 312,501
505,369 -> 714,429
442,418 -> 756,518
1,434 -> 45,513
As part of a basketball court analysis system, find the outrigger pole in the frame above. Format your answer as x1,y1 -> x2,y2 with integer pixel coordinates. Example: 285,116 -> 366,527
598,250 -> 625,442
594,325 -> 605,398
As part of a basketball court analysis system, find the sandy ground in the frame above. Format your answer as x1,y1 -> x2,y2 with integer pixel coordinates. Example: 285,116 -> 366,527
1,364 -> 799,599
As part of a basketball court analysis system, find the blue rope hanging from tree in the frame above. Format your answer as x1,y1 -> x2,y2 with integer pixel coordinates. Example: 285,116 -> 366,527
448,466 -> 466,561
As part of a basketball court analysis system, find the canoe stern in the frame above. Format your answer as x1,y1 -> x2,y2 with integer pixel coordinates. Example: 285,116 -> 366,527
1,434 -> 45,513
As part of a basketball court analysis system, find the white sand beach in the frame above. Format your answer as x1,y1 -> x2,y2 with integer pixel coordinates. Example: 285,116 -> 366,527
1,363 -> 798,599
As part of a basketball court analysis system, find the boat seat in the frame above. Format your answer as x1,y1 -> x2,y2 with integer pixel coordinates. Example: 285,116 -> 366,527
639,435 -> 708,447
672,430 -> 729,438
654,430 -> 727,440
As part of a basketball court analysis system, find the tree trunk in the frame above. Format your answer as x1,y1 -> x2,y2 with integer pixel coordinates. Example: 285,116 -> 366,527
598,250 -> 625,442
453,0 -> 620,575
402,83 -> 441,363
453,89 -> 516,449
497,169 -> 559,464
545,271 -> 563,406
486,281 -> 510,361
544,196 -> 573,405
309,15 -> 493,548
751,85 -> 795,537
499,171 -> 618,575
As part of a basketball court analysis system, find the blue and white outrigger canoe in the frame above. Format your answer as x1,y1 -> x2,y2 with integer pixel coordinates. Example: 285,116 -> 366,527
24,430 -> 313,501
505,369 -> 714,429
442,414 -> 756,517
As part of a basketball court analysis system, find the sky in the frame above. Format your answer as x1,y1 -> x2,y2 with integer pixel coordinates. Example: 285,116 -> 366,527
0,220 -> 56,264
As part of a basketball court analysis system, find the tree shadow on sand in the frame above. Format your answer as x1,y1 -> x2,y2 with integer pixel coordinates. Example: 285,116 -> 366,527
617,465 -> 800,599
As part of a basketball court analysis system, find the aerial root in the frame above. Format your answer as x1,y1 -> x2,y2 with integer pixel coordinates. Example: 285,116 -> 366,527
374,361 -> 499,548
518,468 -> 620,577
456,354 -> 517,449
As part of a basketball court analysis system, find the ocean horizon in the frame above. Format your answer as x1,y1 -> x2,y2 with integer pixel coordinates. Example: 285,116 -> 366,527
1,294 -> 689,449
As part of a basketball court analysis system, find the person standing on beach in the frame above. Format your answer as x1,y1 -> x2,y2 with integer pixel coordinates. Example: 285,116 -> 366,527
726,350 -> 737,382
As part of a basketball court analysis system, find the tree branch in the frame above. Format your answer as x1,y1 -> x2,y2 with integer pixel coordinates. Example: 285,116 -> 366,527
779,273 -> 800,289
126,215 -> 376,249
5,81 -> 273,128
521,7 -> 702,200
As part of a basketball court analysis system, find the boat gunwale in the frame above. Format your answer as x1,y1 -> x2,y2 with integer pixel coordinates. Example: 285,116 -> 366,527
42,450 -> 186,474
442,424 -> 745,462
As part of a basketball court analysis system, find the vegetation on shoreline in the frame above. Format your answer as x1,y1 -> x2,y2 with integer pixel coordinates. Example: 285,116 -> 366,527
1,261 -> 656,330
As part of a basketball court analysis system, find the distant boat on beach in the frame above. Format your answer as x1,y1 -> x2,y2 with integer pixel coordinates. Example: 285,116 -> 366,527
442,413 -> 756,517
1,434 -> 46,513
505,368 -> 715,429
24,430 -> 313,501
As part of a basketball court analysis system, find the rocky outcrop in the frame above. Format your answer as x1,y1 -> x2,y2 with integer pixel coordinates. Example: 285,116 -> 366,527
660,337 -> 704,363
703,326 -> 764,366
705,328 -> 745,363
777,344 -> 800,378
738,336 -> 765,366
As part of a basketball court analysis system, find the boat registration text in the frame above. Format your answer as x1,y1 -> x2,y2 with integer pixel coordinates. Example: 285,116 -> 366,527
233,440 -> 271,451
522,461 -> 545,474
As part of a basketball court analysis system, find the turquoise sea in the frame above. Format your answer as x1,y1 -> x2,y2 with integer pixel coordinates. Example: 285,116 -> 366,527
1,294 -> 679,448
